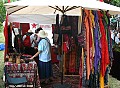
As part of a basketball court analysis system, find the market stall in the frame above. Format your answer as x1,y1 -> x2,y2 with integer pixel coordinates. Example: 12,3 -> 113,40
4,0 -> 120,88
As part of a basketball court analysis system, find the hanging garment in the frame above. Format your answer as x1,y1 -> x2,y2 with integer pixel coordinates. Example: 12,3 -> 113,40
52,24 -> 58,34
89,71 -> 94,88
63,42 -> 69,53
80,9 -> 87,49
93,11 -> 101,72
8,25 -> 12,51
90,11 -> 95,58
64,52 -> 70,74
69,37 -> 77,73
89,10 -> 95,71
84,9 -> 91,80
75,46 -> 80,74
94,70 -> 100,88
14,35 -> 22,53
69,16 -> 78,36
102,11 -> 113,59
98,11 -> 110,77
104,66 -> 109,86
69,48 -> 76,73
78,10 -> 87,88
79,47 -> 84,88
108,26 -> 113,59
100,72 -> 104,88
63,34 -> 71,53
78,33 -> 85,47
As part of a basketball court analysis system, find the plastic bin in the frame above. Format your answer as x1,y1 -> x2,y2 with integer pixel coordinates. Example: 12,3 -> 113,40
0,43 -> 5,50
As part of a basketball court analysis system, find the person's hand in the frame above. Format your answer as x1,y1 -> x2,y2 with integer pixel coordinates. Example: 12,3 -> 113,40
34,47 -> 38,49
29,57 -> 34,60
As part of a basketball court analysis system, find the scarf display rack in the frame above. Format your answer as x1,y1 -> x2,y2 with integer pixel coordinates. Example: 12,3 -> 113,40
78,9 -> 112,88
52,8 -> 112,88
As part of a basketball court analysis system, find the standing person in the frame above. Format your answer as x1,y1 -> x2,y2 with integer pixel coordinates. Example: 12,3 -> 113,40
29,30 -> 53,84
34,27 -> 43,47
23,29 -> 35,55
33,27 -> 43,64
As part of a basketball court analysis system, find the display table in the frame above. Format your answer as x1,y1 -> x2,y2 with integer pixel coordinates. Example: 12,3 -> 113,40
5,62 -> 41,87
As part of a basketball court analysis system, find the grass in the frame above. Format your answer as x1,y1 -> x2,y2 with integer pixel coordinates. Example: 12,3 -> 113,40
0,32 -> 4,43
0,32 -> 120,88
0,50 -> 5,88
109,75 -> 120,88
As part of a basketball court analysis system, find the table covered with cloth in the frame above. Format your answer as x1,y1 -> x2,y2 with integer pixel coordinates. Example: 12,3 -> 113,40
5,62 -> 41,87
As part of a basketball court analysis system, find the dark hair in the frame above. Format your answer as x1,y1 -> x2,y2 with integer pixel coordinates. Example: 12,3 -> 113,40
35,27 -> 43,33
26,32 -> 33,36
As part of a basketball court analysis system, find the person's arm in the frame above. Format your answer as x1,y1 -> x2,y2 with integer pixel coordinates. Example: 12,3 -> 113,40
29,50 -> 42,60
23,35 -> 26,41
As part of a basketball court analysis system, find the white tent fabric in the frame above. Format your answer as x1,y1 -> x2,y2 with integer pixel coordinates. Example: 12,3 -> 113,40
4,0 -> 120,23
6,6 -> 82,24
8,14 -> 56,24
11,6 -> 82,16
5,0 -> 120,14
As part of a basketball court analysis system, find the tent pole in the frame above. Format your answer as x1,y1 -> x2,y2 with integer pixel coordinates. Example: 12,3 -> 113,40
53,11 -> 72,88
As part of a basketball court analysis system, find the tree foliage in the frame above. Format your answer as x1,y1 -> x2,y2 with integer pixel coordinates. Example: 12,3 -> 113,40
104,0 -> 120,7
110,0 -> 120,7
0,0 -> 6,32
0,0 -> 6,23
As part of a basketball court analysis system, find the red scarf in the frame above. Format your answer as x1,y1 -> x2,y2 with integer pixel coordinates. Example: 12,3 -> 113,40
98,11 -> 110,76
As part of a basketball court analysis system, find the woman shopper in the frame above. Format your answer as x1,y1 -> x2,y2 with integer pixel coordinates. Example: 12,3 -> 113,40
29,30 -> 53,84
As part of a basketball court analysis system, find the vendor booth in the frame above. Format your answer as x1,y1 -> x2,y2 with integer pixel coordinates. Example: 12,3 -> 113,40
4,0 -> 120,88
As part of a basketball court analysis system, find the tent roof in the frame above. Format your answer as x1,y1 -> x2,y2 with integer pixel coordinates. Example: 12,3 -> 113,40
4,0 -> 120,15
8,14 -> 56,24
6,6 -> 82,24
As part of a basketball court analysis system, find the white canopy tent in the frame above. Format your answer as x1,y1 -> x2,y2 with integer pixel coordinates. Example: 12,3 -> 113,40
4,0 -> 120,24
6,6 -> 82,24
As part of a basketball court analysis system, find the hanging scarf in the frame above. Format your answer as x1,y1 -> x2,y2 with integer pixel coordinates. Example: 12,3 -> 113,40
103,11 -> 113,59
98,11 -> 110,77
100,72 -> 104,88
93,11 -> 101,72
89,10 -> 95,72
84,9 -> 91,80
78,10 -> 86,88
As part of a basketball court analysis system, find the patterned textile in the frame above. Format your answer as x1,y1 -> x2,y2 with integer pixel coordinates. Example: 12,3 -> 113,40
5,62 -> 40,87
69,37 -> 77,73
69,47 -> 76,73
77,33 -> 85,47
78,9 -> 86,49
